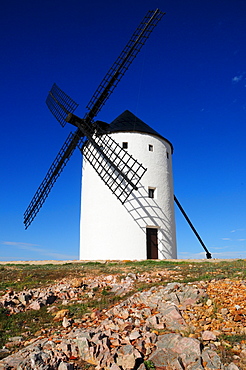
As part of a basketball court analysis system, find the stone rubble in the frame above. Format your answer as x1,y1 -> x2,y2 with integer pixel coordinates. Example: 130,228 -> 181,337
0,277 -> 117,315
0,281 -> 242,370
0,271 -> 183,316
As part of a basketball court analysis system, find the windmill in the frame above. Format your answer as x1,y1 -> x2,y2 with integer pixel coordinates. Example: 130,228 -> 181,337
24,9 -> 212,260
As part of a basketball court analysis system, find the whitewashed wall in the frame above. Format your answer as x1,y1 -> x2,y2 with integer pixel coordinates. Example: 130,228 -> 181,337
79,131 -> 177,260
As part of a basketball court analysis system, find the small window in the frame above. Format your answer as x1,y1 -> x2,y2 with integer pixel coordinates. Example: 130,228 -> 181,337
122,142 -> 128,149
166,152 -> 169,159
149,144 -> 153,152
148,187 -> 155,199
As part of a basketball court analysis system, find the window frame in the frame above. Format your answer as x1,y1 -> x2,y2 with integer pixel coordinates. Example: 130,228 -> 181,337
148,187 -> 156,199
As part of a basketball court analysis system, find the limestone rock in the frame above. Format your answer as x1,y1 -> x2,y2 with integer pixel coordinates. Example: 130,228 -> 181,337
0,280 -> 245,370
129,330 -> 141,340
76,336 -> 96,364
201,349 -> 223,369
62,316 -> 73,328
202,330 -> 217,341
160,302 -> 188,331
58,362 -> 74,370
226,363 -> 240,370
28,300 -> 42,310
116,345 -> 142,370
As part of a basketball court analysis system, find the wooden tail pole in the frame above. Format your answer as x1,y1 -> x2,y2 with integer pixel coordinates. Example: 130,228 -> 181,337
174,195 -> 212,259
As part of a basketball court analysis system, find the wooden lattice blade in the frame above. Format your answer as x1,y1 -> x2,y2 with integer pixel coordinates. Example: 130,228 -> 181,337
81,132 -> 147,203
46,83 -> 79,127
24,130 -> 84,229
84,9 -> 165,122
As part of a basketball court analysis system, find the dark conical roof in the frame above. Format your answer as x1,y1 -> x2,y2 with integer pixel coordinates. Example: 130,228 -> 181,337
108,110 -> 173,153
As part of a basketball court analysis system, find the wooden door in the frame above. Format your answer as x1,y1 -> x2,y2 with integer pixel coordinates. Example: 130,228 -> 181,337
146,228 -> 158,259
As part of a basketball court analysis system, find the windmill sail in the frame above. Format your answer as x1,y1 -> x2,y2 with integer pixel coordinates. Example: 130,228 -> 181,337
85,9 -> 164,122
46,83 -> 79,127
24,9 -> 164,228
82,132 -> 147,203
24,131 -> 84,229
65,112 -> 147,201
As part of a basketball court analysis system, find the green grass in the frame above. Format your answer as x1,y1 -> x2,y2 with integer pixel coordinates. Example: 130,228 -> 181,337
0,259 -> 245,294
220,334 -> 246,344
144,360 -> 156,369
61,302 -> 88,318
0,305 -> 59,348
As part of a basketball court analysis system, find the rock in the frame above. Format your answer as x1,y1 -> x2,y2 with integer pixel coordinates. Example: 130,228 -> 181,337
240,349 -> 246,358
96,348 -> 111,368
74,331 -> 91,340
172,336 -> 201,357
8,336 -> 23,342
201,349 -> 223,369
105,275 -> 114,281
70,278 -> 83,288
1,279 -> 245,369
127,273 -> 137,280
0,348 -> 10,360
90,310 -> 101,320
129,330 -> 141,340
109,334 -> 121,347
147,349 -> 170,368
156,333 -> 181,350
18,293 -> 31,306
155,333 -> 201,364
87,291 -> 94,299
159,303 -> 188,331
76,336 -> 95,364
90,332 -> 103,345
118,309 -> 129,320
53,309 -> 69,321
28,300 -> 42,310
145,332 -> 157,344
47,305 -> 58,313
150,334 -> 202,369
58,362 -> 74,370
178,351 -> 202,369
116,345 -> 142,370
226,363 -> 240,370
221,307 -> 229,315
202,330 -> 217,341
140,307 -> 151,318
29,351 -> 52,368
146,314 -> 163,330
62,316 -> 73,328
109,363 -> 121,370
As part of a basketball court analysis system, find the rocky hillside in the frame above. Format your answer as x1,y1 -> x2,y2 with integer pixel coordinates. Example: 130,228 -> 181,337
0,261 -> 245,369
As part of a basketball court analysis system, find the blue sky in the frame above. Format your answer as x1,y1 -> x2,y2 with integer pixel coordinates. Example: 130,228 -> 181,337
1,0 -> 246,261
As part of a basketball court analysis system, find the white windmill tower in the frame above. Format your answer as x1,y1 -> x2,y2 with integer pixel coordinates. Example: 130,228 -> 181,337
24,9 -> 212,260
80,110 -> 177,259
